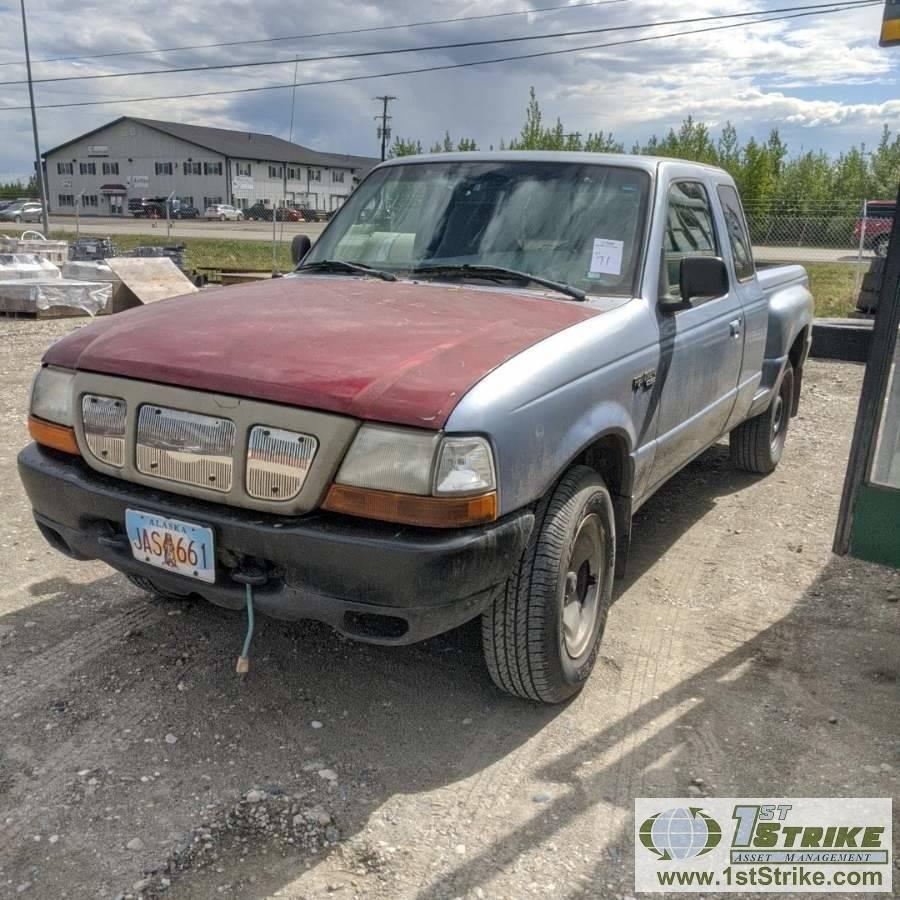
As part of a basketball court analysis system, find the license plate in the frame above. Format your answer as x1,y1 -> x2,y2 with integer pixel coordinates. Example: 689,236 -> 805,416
125,509 -> 215,584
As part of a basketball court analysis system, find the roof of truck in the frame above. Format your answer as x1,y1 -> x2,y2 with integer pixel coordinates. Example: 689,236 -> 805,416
375,151 -> 730,177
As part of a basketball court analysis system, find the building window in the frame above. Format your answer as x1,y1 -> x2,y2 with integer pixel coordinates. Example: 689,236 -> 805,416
332,170 -> 345,183
57,162 -> 73,175
58,194 -> 75,207
155,162 -> 173,175
79,162 -> 96,175
203,196 -> 223,208
287,167 -> 296,180
184,161 -> 202,175
81,194 -> 98,208
309,168 -> 321,182
180,196 -> 194,207
203,162 -> 223,176
268,165 -> 285,179
236,162 -> 251,176
102,162 -> 119,175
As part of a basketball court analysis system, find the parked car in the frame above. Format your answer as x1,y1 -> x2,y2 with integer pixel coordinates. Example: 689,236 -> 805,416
244,203 -> 301,222
205,203 -> 243,221
854,200 -> 894,257
173,204 -> 200,219
18,153 -> 813,703
0,200 -> 43,223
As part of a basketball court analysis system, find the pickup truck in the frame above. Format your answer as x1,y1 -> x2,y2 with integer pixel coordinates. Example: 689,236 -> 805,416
18,153 -> 813,703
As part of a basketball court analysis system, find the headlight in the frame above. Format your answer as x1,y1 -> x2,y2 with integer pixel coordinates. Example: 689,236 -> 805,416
334,425 -> 441,495
327,426 -> 497,527
30,367 -> 75,425
433,436 -> 495,496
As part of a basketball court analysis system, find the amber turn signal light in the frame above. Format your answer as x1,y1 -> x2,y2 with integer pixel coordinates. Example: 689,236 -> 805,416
323,484 -> 497,528
28,416 -> 80,455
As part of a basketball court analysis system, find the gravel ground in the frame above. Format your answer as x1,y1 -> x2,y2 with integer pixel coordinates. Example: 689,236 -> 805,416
0,319 -> 897,900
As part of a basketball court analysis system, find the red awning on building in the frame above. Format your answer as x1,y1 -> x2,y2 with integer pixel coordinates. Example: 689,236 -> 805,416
99,184 -> 127,194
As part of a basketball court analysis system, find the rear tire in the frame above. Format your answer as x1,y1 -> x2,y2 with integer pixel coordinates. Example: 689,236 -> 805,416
125,572 -> 191,601
481,465 -> 615,704
730,365 -> 794,474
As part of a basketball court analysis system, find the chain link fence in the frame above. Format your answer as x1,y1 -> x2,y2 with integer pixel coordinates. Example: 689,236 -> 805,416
744,200 -> 891,268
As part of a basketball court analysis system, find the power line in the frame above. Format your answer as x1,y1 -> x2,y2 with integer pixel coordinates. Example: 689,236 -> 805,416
0,0 -> 630,69
0,0 -> 879,88
0,4 -> 877,114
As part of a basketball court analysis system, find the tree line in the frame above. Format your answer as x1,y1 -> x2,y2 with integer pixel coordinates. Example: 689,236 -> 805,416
390,88 -> 900,215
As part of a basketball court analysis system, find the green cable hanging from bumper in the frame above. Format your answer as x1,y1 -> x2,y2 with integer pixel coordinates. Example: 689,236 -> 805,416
232,565 -> 267,674
236,583 -> 255,674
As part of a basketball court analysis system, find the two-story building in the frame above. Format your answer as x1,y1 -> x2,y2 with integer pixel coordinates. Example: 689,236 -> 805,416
43,116 -> 379,216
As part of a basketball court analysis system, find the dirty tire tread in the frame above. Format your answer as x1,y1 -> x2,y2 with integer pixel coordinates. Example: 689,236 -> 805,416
730,366 -> 794,474
482,465 -> 609,703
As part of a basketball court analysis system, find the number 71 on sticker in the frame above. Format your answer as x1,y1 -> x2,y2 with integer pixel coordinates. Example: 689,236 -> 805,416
589,238 -> 624,276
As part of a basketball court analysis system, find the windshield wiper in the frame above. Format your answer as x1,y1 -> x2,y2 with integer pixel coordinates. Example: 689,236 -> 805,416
411,264 -> 586,301
296,259 -> 396,282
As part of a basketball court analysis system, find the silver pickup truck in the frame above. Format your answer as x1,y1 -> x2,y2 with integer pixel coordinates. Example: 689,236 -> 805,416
19,153 -> 813,704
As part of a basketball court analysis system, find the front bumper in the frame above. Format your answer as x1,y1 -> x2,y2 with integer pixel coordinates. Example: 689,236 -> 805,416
18,444 -> 533,644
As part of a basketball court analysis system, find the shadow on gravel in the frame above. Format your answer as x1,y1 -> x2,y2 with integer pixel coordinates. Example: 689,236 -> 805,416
414,562 -> 900,899
6,442 -> 891,899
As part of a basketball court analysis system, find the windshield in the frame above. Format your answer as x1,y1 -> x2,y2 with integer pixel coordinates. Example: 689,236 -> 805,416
305,160 -> 650,296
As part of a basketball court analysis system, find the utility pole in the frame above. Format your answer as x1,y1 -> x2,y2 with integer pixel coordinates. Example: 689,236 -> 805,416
19,0 -> 49,236
374,95 -> 397,162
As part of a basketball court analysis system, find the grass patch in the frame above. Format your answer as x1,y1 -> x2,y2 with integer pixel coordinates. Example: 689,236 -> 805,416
50,231 -> 294,272
803,262 -> 860,318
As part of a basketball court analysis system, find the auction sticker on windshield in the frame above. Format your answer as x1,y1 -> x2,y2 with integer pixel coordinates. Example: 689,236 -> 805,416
635,797 -> 891,893
126,509 -> 215,583
589,237 -> 624,277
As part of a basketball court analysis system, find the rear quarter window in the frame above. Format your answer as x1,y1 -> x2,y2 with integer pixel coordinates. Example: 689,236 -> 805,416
716,184 -> 755,282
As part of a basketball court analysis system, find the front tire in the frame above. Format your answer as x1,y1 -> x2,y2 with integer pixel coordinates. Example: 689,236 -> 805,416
482,465 -> 615,703
730,365 -> 794,474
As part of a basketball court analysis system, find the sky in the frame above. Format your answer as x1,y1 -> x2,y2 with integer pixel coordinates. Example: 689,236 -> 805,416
0,0 -> 895,182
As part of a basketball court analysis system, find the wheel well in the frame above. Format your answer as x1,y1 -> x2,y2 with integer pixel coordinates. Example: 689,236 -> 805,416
574,433 -> 633,578
788,327 -> 808,371
788,327 -> 808,416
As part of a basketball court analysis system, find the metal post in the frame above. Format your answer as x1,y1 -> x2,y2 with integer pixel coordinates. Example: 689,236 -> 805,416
75,190 -> 84,241
19,0 -> 49,236
166,190 -> 176,240
853,199 -> 868,297
272,201 -> 278,275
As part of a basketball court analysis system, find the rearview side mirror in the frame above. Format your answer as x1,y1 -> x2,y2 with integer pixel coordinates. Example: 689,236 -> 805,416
291,234 -> 311,266
676,256 -> 729,306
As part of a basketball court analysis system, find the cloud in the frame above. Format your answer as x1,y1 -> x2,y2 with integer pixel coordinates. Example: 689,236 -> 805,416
0,0 -> 894,180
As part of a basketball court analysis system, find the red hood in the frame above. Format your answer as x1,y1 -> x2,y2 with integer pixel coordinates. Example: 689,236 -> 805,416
45,276 -> 600,428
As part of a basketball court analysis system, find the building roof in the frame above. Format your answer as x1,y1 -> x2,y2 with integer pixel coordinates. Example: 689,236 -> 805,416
43,116 -> 380,172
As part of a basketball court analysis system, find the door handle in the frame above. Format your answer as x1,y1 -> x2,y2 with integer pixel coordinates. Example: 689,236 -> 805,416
729,318 -> 742,338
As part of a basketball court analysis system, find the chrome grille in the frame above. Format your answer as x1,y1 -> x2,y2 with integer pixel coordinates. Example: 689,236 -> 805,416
82,394 -> 126,466
246,426 -> 318,501
136,405 -> 236,493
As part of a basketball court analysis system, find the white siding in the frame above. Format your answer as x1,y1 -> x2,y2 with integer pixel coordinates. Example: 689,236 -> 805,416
45,120 -> 227,216
45,119 -> 365,216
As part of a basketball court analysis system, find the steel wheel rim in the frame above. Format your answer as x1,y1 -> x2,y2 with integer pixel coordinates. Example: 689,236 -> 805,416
562,512 -> 604,658
771,385 -> 786,451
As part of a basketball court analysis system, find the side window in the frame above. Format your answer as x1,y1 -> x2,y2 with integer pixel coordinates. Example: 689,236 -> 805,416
717,184 -> 755,281
663,181 -> 718,297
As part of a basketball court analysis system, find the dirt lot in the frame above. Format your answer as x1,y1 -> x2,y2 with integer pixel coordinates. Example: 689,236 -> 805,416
0,319 -> 897,900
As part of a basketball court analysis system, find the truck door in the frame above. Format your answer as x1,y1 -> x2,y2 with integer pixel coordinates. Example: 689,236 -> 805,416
648,179 -> 744,489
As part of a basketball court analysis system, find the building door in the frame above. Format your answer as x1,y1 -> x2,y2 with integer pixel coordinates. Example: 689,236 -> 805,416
109,195 -> 124,215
